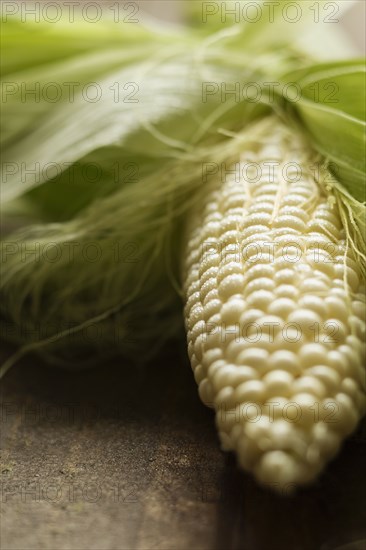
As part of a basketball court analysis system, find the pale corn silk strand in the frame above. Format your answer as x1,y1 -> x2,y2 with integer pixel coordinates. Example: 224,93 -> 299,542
183,116 -> 366,491
0,109 -> 263,376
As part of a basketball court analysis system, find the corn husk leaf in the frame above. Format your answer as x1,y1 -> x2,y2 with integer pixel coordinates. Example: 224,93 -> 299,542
0,7 -> 365,374
283,61 -> 366,202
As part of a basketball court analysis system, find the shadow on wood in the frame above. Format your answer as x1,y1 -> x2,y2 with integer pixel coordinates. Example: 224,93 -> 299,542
1,346 -> 365,550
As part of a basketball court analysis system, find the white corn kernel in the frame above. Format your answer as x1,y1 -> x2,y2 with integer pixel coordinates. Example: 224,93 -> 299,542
183,118 -> 366,491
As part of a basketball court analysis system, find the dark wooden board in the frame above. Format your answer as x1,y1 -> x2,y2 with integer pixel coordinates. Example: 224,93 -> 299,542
1,346 -> 366,550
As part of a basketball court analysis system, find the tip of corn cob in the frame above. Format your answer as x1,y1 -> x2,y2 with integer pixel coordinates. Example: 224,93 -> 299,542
183,117 -> 366,493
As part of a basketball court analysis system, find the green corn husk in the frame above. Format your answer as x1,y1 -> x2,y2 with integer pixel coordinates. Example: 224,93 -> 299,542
1,0 -> 365,375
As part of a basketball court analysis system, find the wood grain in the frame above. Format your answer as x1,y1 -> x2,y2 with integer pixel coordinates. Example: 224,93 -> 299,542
1,346 -> 365,550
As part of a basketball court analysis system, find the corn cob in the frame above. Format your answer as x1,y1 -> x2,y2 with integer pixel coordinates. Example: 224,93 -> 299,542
183,117 -> 366,491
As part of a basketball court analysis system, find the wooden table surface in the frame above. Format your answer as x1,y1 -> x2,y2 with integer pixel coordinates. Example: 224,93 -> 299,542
1,346 -> 365,550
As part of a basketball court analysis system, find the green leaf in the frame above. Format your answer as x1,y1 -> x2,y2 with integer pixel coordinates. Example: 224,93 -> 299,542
283,61 -> 366,202
285,60 -> 366,119
0,15 -> 159,75
1,7 -> 365,370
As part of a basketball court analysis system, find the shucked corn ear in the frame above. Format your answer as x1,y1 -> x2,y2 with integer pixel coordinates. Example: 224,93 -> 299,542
183,117 -> 366,490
